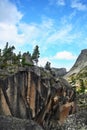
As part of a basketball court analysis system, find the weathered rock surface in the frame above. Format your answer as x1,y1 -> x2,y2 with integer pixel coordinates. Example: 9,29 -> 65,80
51,68 -> 67,77
0,66 -> 76,129
0,67 -> 42,119
0,115 -> 43,130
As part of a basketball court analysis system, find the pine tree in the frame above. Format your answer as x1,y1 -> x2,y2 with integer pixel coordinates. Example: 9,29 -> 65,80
31,45 -> 40,65
2,42 -> 15,64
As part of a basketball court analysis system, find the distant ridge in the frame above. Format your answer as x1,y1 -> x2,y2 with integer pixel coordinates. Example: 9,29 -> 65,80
65,49 -> 87,77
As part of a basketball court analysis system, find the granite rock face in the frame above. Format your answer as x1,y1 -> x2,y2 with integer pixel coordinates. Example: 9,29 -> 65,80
0,66 -> 76,129
51,68 -> 67,77
0,67 -> 43,119
65,49 -> 87,77
72,49 -> 87,69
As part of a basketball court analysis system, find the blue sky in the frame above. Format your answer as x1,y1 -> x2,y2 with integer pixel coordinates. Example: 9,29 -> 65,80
0,0 -> 87,70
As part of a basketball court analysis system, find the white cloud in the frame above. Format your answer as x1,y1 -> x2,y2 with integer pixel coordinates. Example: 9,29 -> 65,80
46,24 -> 73,43
54,51 -> 77,60
51,62 -> 73,71
0,0 -> 23,24
0,0 -> 55,49
0,0 -> 24,49
18,23 -> 40,42
49,0 -> 65,6
71,0 -> 87,11
0,0 -> 84,55
38,54 -> 76,71
56,0 -> 65,6
0,22 -> 25,49
38,57 -> 50,67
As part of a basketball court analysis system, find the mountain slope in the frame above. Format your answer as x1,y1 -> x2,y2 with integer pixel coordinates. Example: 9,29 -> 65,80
64,49 -> 87,112
65,49 -> 87,77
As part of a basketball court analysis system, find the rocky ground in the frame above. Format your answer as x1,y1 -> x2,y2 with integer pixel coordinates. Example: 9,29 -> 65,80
0,115 -> 43,130
43,109 -> 87,130
62,109 -> 87,130
0,108 -> 87,130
